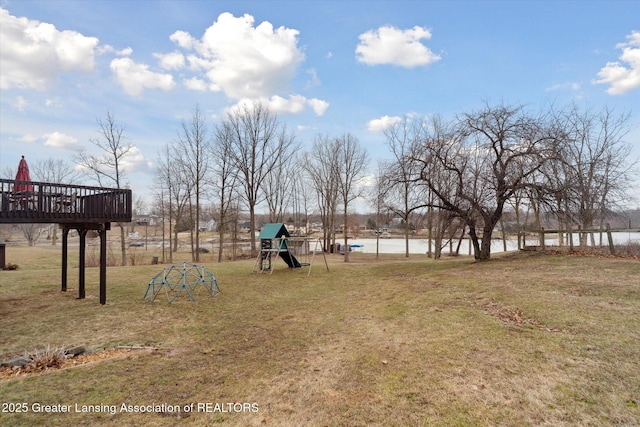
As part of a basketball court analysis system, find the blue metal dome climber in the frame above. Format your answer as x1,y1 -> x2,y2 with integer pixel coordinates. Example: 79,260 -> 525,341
144,262 -> 220,304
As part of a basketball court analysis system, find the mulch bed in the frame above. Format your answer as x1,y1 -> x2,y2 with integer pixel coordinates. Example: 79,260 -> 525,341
1,347 -> 152,380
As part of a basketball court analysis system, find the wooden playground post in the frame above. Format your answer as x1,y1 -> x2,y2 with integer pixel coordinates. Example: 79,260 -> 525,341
606,223 -> 615,255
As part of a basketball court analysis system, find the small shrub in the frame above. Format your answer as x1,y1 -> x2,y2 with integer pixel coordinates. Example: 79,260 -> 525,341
222,246 -> 252,260
86,244 -> 120,267
128,247 -> 145,266
21,346 -> 67,374
617,241 -> 640,257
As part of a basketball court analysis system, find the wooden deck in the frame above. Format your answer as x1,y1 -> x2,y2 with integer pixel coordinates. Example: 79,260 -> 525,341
0,179 -> 132,224
0,178 -> 132,305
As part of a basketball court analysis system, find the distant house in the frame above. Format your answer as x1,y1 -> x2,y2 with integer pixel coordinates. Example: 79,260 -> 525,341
389,217 -> 403,227
239,222 -> 251,233
133,215 -> 156,226
198,219 -> 217,232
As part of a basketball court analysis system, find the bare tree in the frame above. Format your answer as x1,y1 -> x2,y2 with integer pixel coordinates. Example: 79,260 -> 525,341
213,121 -> 240,262
303,134 -> 341,252
19,223 -> 43,247
370,161 -> 390,258
132,195 -> 147,218
263,152 -> 298,223
336,133 -> 369,262
174,105 -> 212,261
410,117 -> 466,259
153,145 -> 173,263
289,154 -> 312,235
151,183 -> 169,263
220,102 -> 297,256
31,158 -> 82,184
74,111 -> 133,266
154,143 -> 191,258
1,166 -> 16,180
76,112 -> 131,188
412,104 -> 560,261
30,158 -> 82,245
554,104 -> 635,246
383,116 -> 429,257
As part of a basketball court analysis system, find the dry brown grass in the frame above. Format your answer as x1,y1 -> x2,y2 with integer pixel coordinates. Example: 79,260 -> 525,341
0,245 -> 639,426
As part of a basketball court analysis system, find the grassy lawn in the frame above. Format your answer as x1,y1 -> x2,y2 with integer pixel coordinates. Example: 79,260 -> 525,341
1,245 -> 639,426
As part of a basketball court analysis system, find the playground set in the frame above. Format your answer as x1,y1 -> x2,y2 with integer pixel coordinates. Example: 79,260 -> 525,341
144,262 -> 220,304
253,223 -> 328,275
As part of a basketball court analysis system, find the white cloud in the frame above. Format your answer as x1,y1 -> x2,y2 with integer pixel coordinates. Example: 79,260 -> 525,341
154,51 -> 185,70
99,45 -> 133,56
0,7 -> 99,90
171,12 -> 305,99
13,96 -> 28,111
545,81 -> 582,92
110,57 -> 176,96
169,30 -> 196,50
184,77 -> 208,91
267,95 -> 307,114
44,98 -> 64,108
356,25 -> 441,68
77,145 -> 150,175
305,68 -> 321,89
367,115 -> 403,132
307,98 -> 329,116
43,131 -> 78,149
118,47 -> 133,56
227,95 -> 328,117
120,146 -> 150,173
358,172 -> 377,189
20,134 -> 39,143
157,13 -> 330,115
593,31 -> 640,95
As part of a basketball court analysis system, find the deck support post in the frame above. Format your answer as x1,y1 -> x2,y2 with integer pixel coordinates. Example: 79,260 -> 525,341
61,227 -> 69,292
78,229 -> 87,299
1,179 -> 131,306
99,225 -> 108,304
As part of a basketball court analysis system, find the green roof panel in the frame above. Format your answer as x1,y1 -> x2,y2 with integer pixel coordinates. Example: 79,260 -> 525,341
258,223 -> 290,239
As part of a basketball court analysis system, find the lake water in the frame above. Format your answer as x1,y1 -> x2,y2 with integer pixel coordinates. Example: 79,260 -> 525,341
348,232 -> 640,254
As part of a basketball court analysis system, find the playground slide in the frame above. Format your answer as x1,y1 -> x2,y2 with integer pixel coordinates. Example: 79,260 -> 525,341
279,251 -> 301,268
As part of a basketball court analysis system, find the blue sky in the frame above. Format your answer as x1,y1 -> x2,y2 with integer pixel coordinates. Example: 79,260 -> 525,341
1,0 -> 639,208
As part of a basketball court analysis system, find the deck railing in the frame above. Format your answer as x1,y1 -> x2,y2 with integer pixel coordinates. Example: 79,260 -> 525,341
0,179 -> 132,224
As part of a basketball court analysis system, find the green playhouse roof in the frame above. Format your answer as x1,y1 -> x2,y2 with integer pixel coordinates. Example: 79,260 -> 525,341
259,223 -> 290,239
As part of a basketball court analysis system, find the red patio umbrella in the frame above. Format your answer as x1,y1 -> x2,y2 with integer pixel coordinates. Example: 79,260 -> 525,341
14,155 -> 33,192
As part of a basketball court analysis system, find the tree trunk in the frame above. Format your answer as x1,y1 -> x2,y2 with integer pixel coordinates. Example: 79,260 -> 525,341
514,199 -> 522,249
426,196 -> 433,258
404,197 -> 410,257
468,225 -> 481,260
343,208 -> 349,262
195,196 -> 200,263
478,226 -> 493,261
249,205 -> 256,257
434,213 -> 443,260
404,216 -> 410,258
454,226 -> 465,256
190,226 -> 195,262
217,227 -> 224,263
232,209 -> 238,260
168,199 -> 173,263
500,218 -> 507,252
119,224 -> 126,266
173,229 -> 179,253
